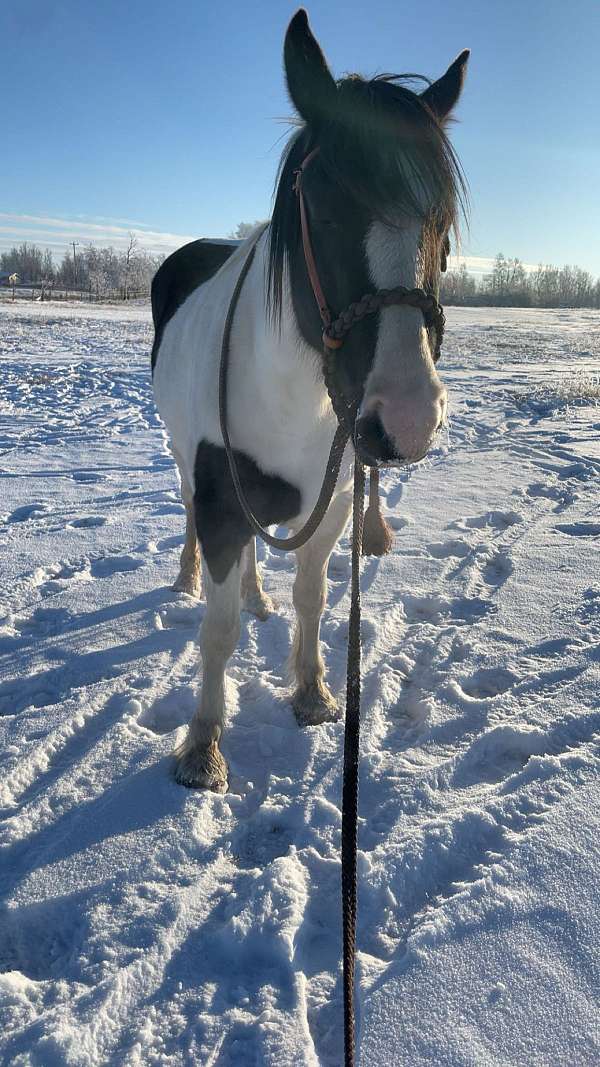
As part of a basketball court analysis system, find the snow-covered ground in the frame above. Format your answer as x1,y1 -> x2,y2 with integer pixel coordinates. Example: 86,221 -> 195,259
0,302 -> 599,1066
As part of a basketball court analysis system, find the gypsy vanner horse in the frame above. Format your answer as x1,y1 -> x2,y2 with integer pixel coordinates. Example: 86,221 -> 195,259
151,10 -> 468,791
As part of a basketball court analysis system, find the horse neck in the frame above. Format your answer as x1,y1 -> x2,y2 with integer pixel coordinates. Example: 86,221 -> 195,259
249,226 -> 331,413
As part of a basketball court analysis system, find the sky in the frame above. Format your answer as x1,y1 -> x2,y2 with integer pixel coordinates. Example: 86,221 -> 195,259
2,0 -> 600,276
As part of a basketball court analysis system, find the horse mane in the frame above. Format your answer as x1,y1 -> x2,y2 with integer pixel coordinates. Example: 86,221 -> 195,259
267,72 -> 468,322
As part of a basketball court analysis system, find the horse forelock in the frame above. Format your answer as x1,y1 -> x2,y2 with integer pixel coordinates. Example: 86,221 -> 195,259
267,71 -> 468,324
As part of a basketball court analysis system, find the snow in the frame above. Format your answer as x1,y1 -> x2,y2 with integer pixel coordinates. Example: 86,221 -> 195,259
0,301 -> 599,1065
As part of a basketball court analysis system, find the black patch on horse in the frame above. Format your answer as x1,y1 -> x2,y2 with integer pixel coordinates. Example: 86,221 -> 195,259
151,241 -> 238,372
194,441 -> 301,583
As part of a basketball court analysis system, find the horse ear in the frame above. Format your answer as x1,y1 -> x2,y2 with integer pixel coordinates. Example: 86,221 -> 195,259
421,49 -> 470,120
284,9 -> 337,124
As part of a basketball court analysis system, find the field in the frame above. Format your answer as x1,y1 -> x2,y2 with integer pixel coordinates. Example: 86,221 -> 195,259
0,301 -> 599,1065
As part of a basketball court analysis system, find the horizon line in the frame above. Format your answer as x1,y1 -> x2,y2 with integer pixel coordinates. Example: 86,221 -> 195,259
0,212 -> 596,279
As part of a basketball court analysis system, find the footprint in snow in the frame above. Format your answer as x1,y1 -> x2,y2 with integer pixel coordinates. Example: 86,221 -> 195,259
526,482 -> 574,511
401,593 -> 493,626
452,724 -> 544,788
14,605 -> 73,637
71,471 -> 105,484
554,522 -> 600,537
138,693 -> 193,735
448,596 -> 495,623
154,601 -> 202,630
68,515 -> 108,529
458,666 -> 520,699
231,818 -> 294,869
6,502 -> 53,523
480,549 -> 514,587
535,459 -> 597,482
90,555 -> 144,578
387,513 -> 411,531
0,882 -> 95,982
523,636 -> 574,658
325,614 -> 377,649
426,538 -> 471,560
32,560 -> 92,597
449,510 -> 524,532
153,503 -> 186,517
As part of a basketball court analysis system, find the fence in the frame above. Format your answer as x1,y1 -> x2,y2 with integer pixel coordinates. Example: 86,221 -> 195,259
0,282 -> 150,304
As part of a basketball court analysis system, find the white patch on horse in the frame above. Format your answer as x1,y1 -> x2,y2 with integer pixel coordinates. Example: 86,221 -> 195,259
362,219 -> 447,463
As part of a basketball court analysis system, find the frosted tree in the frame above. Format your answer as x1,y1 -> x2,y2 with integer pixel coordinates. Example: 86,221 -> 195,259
228,220 -> 269,240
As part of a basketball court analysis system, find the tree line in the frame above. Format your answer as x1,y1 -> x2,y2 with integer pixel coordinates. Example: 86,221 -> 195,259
230,229 -> 600,310
3,239 -> 600,309
0,238 -> 164,298
440,254 -> 600,308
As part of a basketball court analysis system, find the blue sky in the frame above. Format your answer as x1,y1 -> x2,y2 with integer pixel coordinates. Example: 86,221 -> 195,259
2,0 -> 599,275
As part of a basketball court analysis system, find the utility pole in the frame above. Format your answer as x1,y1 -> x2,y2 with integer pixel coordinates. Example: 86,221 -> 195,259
72,241 -> 79,288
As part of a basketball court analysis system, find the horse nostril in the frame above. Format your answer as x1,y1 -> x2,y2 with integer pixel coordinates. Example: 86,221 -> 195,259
355,413 -> 397,465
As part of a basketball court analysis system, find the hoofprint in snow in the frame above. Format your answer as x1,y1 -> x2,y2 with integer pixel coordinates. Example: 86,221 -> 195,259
0,301 -> 598,1065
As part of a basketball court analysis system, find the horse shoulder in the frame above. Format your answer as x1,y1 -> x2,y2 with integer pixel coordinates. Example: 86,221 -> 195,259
151,239 -> 239,373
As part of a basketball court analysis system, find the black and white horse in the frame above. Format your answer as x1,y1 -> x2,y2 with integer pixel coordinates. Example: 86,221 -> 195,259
151,10 -> 468,791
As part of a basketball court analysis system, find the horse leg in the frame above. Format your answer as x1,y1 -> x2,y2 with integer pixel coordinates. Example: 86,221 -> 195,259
172,450 -> 202,598
291,489 -> 353,726
241,537 -> 274,620
174,561 -> 241,791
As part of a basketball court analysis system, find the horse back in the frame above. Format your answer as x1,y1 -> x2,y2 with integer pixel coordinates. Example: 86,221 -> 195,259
151,239 -> 240,371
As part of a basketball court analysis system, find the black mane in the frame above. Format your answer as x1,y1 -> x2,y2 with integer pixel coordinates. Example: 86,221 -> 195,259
267,73 -> 468,320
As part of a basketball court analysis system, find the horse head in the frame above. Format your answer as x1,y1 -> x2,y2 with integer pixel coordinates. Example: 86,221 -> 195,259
269,9 -> 469,467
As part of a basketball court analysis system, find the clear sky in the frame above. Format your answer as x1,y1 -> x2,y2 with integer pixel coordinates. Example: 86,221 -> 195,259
2,0 -> 599,276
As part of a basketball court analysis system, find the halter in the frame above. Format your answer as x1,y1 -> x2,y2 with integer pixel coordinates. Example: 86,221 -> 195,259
293,146 -> 447,431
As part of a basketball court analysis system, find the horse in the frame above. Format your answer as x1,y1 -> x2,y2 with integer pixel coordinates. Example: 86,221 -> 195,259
151,9 -> 468,792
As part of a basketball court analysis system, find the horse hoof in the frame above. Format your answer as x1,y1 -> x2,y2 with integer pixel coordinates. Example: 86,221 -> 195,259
292,681 -> 340,727
173,741 -> 228,792
172,573 -> 202,598
242,589 -> 274,621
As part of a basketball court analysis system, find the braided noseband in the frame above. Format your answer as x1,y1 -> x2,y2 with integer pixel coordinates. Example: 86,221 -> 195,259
324,285 -> 445,359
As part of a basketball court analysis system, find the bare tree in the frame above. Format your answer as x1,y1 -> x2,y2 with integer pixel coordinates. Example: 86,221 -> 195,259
123,233 -> 139,300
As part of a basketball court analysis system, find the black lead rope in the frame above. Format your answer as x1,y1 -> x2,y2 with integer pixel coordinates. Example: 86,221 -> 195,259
342,456 -> 365,1066
218,230 -> 378,1067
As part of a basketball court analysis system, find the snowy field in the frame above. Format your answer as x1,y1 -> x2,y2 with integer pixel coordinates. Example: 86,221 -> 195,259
0,301 -> 599,1066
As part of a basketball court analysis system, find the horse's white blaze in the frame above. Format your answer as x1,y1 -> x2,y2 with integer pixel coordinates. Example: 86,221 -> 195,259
362,219 -> 447,462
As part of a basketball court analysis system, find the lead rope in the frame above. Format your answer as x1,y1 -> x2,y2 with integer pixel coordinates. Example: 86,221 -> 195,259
219,229 -> 364,1066
342,455 -> 365,1066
